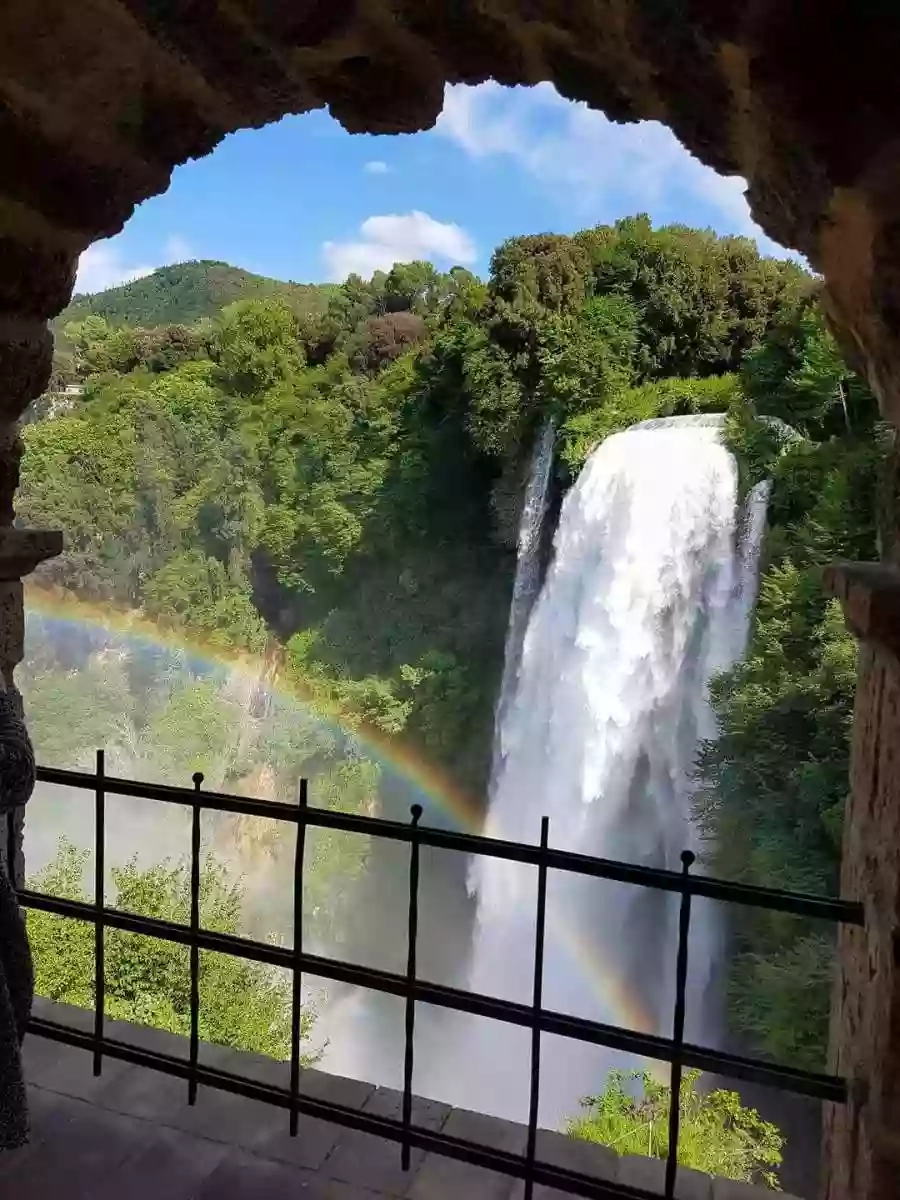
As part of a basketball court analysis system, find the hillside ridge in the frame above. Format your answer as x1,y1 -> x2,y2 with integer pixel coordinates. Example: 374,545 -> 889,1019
57,260 -> 338,330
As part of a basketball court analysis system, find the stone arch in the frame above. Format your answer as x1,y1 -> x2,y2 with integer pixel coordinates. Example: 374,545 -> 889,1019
3,6 -> 900,1197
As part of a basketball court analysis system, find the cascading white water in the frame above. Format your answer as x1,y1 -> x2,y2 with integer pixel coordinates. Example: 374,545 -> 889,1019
427,415 -> 769,1125
492,422 -> 556,765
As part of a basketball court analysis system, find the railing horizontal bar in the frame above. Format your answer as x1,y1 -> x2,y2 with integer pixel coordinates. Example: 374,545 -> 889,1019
683,874 -> 862,925
34,766 -> 863,924
18,887 -> 847,1103
28,1015 -> 661,1200
678,1039 -> 846,1100
37,766 -> 314,822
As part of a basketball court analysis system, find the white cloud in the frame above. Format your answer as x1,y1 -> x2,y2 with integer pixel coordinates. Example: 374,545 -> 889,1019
364,160 -> 391,175
75,240 -> 156,295
74,231 -> 194,295
164,233 -> 194,261
322,211 -> 477,281
436,82 -> 798,259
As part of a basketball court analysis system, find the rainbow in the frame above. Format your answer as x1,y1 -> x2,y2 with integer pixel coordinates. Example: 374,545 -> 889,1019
24,583 -> 660,1049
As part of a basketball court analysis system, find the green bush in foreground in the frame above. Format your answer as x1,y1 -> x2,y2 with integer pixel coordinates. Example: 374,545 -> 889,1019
27,838 -> 319,1064
567,1069 -> 783,1189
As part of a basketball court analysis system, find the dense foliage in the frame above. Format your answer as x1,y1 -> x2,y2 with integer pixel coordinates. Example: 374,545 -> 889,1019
28,839 -> 318,1062
569,1070 -> 783,1187
696,300 -> 883,1069
22,214 -> 876,1079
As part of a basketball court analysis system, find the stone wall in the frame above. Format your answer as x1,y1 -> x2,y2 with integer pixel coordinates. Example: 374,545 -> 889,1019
823,564 -> 900,1199
23,997 -> 802,1200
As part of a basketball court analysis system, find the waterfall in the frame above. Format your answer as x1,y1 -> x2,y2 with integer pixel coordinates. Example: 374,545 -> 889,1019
427,415 -> 769,1125
736,479 -> 772,626
492,421 -> 555,768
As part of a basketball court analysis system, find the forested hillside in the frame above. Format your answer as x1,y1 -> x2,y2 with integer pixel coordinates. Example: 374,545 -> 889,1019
22,214 -> 881,1071
54,261 -> 337,352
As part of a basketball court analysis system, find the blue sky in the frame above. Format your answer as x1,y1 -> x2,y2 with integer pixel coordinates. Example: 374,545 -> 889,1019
76,82 -> 793,294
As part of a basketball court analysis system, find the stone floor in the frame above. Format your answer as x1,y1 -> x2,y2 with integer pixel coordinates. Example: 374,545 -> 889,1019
0,1001 -> 798,1199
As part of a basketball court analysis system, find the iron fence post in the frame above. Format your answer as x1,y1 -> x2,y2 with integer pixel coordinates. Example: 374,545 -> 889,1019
401,803 -> 423,1171
524,816 -> 550,1200
664,850 -> 695,1200
290,777 -> 308,1137
93,748 -> 105,1077
188,771 -> 203,1106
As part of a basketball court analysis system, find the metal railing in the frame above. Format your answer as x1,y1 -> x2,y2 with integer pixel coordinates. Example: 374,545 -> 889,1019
17,754 -> 863,1199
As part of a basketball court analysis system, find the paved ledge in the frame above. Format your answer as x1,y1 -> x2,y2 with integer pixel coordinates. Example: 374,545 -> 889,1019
0,999 -> 805,1199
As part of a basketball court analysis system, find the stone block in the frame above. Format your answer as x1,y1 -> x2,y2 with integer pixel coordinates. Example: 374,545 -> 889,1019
0,427 -> 20,525
22,1034 -> 135,1104
363,1087 -> 452,1130
169,1084 -> 287,1149
319,1086 -> 451,1195
194,1147 -> 314,1199
440,1106 -> 528,1152
200,1039 -> 375,1110
254,1070 -> 381,1171
103,1011 -> 194,1060
317,1125 -> 423,1195
408,1159 -> 518,1200
2,1089 -> 148,1197
300,1181 -> 390,1198
713,1181 -> 804,1200
0,527 -> 62,580
619,1153 -> 713,1199
0,239 -> 78,321
297,1066 -> 377,1111
101,1122 -> 232,1200
0,580 -> 22,670
259,1110 -> 348,1173
534,1127 -> 618,1181
91,1055 -> 190,1121
94,1052 -> 345,1174
408,1107 -> 526,1200
0,325 -> 53,420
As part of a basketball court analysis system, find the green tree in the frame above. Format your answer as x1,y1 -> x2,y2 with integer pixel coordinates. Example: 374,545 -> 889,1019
567,1070 -> 782,1189
19,408 -> 139,597
28,840 -> 318,1063
144,551 -> 268,654
742,305 -> 878,439
382,260 -> 441,314
490,234 -> 592,313
213,298 -> 305,396
536,294 -> 637,423
577,215 -> 808,379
